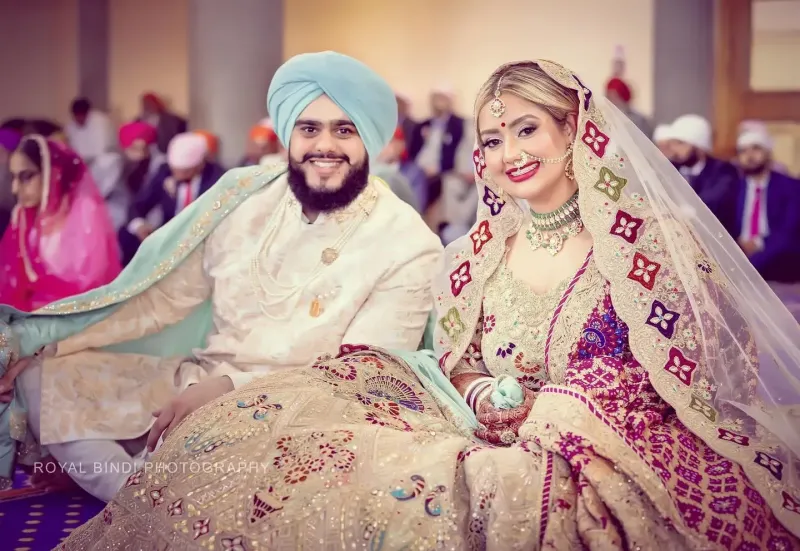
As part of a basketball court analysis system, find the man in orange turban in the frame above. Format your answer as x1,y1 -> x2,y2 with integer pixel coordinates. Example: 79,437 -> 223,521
241,118 -> 282,166
193,130 -> 220,163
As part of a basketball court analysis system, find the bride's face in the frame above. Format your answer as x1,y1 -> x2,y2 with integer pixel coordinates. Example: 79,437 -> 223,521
478,93 -> 576,205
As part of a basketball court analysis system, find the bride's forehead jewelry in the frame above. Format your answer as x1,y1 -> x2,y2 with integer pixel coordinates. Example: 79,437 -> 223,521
513,144 -> 573,168
489,75 -> 506,118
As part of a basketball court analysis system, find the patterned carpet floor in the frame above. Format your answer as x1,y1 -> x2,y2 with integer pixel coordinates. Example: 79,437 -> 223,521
0,467 -> 104,550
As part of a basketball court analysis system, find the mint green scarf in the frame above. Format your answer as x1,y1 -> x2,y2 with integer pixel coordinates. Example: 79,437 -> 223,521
0,164 -> 286,486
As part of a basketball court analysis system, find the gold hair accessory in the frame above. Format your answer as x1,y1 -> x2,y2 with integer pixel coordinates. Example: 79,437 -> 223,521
489,76 -> 506,118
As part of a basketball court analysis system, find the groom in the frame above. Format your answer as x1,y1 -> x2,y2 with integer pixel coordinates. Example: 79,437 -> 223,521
0,51 -> 442,501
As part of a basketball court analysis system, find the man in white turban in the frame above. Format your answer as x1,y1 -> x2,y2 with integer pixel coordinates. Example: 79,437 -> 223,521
118,132 -> 225,264
2,52 -> 442,502
666,114 -> 742,236
735,127 -> 800,282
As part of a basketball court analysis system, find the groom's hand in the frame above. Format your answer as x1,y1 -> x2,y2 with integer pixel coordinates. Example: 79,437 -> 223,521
147,376 -> 234,451
0,356 -> 34,403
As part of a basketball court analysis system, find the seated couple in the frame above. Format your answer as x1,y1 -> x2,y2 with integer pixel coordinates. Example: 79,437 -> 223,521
1,53 -> 799,550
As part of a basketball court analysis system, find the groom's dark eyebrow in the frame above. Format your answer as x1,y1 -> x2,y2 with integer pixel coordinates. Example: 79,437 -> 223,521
479,114 -> 538,138
295,119 -> 356,129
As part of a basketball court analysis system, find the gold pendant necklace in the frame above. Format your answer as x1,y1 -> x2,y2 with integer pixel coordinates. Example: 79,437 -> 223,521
525,191 -> 583,256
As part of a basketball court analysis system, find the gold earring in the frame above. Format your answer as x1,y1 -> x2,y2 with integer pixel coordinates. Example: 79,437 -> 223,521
565,158 -> 575,180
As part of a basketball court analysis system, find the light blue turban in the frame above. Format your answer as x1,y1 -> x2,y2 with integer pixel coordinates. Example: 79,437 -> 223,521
267,51 -> 398,161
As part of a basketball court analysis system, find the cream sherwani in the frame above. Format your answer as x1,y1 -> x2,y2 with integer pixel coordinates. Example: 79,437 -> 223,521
17,175 -> 443,501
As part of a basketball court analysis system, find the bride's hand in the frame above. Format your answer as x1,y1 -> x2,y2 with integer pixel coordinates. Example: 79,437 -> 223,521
474,388 -> 535,445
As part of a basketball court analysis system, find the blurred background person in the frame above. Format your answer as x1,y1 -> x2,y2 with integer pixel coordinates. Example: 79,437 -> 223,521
241,118 -> 282,166
667,114 -> 742,237
194,130 -> 221,165
0,128 -> 22,235
137,92 -> 188,154
734,127 -> 800,283
117,132 -> 223,265
0,136 -> 121,310
64,97 -> 115,165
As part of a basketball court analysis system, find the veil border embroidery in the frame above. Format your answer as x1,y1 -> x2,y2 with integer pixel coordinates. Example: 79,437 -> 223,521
431,59 -> 800,537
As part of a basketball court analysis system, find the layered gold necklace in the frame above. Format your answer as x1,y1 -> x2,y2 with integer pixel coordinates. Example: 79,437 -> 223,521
249,185 -> 375,319
525,191 -> 583,256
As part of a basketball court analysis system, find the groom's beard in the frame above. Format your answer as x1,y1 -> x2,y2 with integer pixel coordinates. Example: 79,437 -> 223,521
671,148 -> 701,171
287,153 -> 370,213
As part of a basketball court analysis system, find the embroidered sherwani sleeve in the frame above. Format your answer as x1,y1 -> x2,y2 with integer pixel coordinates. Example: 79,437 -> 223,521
342,238 -> 442,351
56,245 -> 211,356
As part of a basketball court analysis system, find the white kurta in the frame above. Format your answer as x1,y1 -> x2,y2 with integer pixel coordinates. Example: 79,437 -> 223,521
32,174 -> 443,447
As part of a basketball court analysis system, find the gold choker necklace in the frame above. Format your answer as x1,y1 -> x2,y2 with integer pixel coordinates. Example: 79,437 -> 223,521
525,191 -> 583,256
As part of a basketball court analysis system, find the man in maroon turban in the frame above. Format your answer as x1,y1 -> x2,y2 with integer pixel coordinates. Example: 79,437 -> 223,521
605,76 -> 653,139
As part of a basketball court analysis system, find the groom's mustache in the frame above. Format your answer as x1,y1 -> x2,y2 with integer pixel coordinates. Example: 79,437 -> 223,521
302,151 -> 350,164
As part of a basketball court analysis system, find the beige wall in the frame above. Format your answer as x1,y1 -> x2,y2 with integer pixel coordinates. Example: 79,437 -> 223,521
108,0 -> 190,125
751,30 -> 800,91
0,0 -> 79,124
284,0 -> 655,119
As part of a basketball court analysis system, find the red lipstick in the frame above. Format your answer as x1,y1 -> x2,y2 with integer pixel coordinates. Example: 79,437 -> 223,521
506,162 -> 540,183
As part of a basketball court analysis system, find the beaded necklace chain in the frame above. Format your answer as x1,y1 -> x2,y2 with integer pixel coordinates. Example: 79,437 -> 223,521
525,190 -> 583,256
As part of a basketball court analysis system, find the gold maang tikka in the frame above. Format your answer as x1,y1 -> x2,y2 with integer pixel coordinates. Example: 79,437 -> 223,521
489,76 -> 506,118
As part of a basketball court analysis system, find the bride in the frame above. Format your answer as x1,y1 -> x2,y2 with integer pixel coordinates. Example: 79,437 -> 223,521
60,60 -> 800,550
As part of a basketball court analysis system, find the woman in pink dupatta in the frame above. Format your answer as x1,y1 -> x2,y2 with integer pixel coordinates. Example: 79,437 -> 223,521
0,135 -> 121,311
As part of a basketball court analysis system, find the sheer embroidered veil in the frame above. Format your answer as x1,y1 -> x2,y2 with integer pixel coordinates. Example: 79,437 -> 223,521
430,60 -> 800,533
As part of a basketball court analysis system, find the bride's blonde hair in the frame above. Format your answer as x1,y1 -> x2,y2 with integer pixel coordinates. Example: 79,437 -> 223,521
474,61 -> 580,140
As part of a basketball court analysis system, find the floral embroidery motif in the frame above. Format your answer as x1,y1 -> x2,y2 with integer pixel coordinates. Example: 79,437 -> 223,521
754,451 -> 783,481
450,261 -> 472,297
439,307 -> 465,340
103,509 -> 112,524
462,343 -> 482,366
718,428 -> 750,446
390,474 -> 447,517
221,536 -> 247,551
149,486 -> 166,507
572,74 -> 593,111
483,314 -> 496,334
594,168 -> 627,202
581,120 -> 609,158
626,252 -> 661,291
168,498 -> 184,516
391,474 -> 426,500
364,375 -> 425,412
482,186 -> 505,216
609,209 -> 643,243
337,344 -> 370,357
688,393 -> 717,422
192,518 -> 210,539
645,300 -> 680,339
697,259 -> 713,275
312,361 -> 357,381
470,220 -> 493,254
781,491 -> 800,514
124,470 -> 142,488
472,148 -> 486,179
364,411 -> 412,431
236,394 -> 283,421
663,347 -> 697,386
496,342 -> 516,359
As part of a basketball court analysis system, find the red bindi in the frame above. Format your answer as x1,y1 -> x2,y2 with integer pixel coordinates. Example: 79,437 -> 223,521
500,122 -> 506,127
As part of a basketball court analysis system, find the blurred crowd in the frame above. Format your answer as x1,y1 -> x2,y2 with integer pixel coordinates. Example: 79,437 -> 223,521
1,73 -> 799,311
